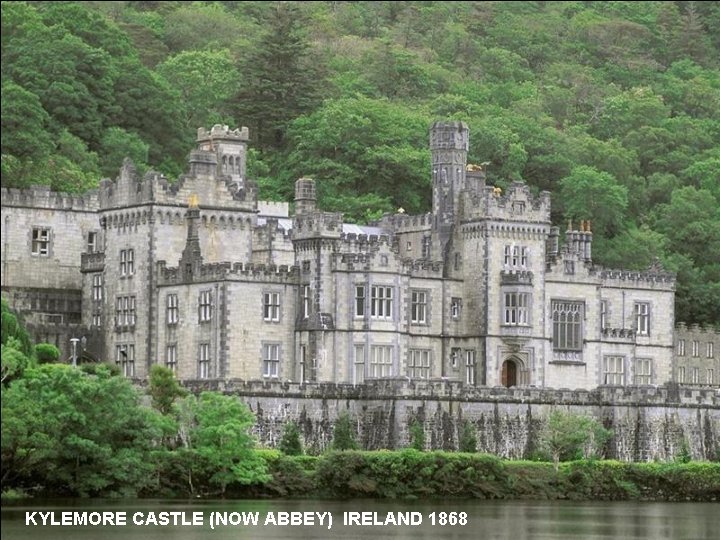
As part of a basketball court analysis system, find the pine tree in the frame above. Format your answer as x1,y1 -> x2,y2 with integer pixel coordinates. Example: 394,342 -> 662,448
279,421 -> 303,455
233,1 -> 323,150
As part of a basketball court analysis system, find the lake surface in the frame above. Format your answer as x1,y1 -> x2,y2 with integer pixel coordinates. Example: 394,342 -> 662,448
2,499 -> 717,540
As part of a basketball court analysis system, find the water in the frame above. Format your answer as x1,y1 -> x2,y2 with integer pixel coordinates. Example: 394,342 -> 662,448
2,499 -> 717,540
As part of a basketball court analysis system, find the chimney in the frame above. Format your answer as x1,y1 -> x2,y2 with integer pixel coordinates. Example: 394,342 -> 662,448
294,178 -> 316,215
548,226 -> 559,259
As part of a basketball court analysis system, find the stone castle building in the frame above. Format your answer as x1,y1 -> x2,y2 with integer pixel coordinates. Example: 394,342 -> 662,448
2,121 -> 698,389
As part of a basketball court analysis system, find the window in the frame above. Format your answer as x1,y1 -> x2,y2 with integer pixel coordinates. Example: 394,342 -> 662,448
120,249 -> 135,276
167,294 -> 179,325
92,312 -> 102,327
603,356 -> 624,385
301,285 -> 310,319
421,236 -> 431,258
406,241 -> 412,251
635,358 -> 652,385
87,231 -> 98,253
115,296 -> 136,327
199,290 -> 212,322
411,290 -> 427,324
465,350 -> 476,385
707,369 -> 715,385
166,345 -> 177,373
31,228 -> 50,256
369,345 -> 393,377
451,298 -> 462,319
552,300 -> 583,350
371,286 -> 393,319
564,260 -> 575,275
708,342 -> 715,358
504,245 -> 528,268
407,349 -> 431,379
513,201 -> 526,213
450,348 -> 461,369
92,274 -> 103,301
600,300 -> 607,330
677,339 -> 686,356
299,345 -> 306,382
199,343 -> 210,379
355,286 -> 366,317
263,292 -> 280,322
692,340 -> 699,357
504,292 -> 530,326
262,343 -> 280,378
116,344 -> 135,377
691,367 -> 700,384
677,366 -> 685,383
635,302 -> 650,335
353,345 -> 365,384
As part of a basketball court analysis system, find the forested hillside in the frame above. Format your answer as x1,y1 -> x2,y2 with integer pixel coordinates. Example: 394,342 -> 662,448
1,1 -> 718,325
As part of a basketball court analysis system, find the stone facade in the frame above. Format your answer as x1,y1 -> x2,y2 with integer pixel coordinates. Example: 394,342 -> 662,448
177,379 -> 720,461
674,323 -> 719,387
1,122 -> 684,390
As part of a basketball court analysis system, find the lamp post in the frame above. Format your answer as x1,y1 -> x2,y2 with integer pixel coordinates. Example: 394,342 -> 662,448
70,338 -> 80,367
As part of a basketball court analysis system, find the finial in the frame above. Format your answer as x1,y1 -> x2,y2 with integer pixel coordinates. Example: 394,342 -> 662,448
189,193 -> 199,208
580,220 -> 586,232
587,220 -> 591,233
568,219 -> 573,231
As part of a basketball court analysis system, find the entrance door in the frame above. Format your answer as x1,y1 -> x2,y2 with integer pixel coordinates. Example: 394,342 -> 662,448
501,359 -> 517,387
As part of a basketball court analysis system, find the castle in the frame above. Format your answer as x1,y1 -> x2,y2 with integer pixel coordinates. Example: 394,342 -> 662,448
2,122 -> 716,390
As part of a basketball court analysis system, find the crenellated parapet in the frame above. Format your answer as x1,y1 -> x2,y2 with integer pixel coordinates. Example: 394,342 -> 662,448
463,182 -> 551,223
598,267 -> 675,289
196,125 -> 249,143
157,260 -> 299,286
377,213 -> 434,234
1,186 -> 99,211
293,212 -> 344,240
339,232 -> 396,252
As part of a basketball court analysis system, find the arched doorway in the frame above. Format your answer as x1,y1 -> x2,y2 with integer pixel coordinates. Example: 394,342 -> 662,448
501,359 -> 518,388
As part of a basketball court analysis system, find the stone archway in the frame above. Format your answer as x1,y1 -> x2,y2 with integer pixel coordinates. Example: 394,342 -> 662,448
501,357 -> 522,388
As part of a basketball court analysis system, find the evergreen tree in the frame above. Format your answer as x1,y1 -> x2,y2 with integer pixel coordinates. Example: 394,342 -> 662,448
459,421 -> 477,453
331,412 -> 358,451
233,1 -> 323,150
278,421 -> 303,455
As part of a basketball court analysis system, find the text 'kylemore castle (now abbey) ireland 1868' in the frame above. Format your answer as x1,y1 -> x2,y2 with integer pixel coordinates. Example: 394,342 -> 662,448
2,122 -> 718,390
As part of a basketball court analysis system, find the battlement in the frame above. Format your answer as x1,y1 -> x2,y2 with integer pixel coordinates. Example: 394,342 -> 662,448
175,378 -> 719,407
676,323 -> 720,335
340,232 -> 395,249
377,212 -> 434,233
293,212 -> 344,238
157,260 -> 299,285
465,182 -> 551,223
197,124 -> 249,143
1,186 -> 99,211
258,201 -> 290,218
598,267 -> 675,287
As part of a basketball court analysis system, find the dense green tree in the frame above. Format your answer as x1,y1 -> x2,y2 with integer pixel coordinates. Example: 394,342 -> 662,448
1,364 -> 162,495
0,82 -> 53,163
98,127 -> 149,177
34,343 -> 60,365
156,49 -> 239,131
331,412 -> 358,451
459,420 -> 478,453
408,420 -> 425,451
558,166 -> 629,238
148,364 -> 186,416
190,392 -> 269,495
278,421 -> 303,456
539,410 -> 612,472
233,1 -> 324,150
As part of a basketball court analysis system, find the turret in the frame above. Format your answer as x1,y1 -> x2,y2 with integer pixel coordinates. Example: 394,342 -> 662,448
294,178 -> 317,216
196,124 -> 249,185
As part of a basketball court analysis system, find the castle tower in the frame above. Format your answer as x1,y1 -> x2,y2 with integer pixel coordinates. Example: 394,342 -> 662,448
294,178 -> 317,215
196,124 -> 250,187
430,121 -> 469,254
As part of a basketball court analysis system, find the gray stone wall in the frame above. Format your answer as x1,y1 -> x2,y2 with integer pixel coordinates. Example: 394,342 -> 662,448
180,379 -> 719,461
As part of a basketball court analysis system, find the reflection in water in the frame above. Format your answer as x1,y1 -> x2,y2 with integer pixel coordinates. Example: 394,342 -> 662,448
2,499 -> 717,540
